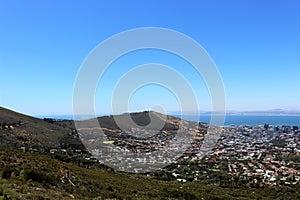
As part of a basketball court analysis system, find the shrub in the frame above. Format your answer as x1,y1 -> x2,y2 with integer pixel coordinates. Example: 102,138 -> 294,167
1,167 -> 14,179
24,168 -> 55,186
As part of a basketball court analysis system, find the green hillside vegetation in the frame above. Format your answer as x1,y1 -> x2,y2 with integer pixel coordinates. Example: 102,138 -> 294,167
1,147 -> 300,200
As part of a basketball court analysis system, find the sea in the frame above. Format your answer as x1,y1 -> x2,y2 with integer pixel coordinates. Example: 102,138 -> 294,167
176,115 -> 300,127
37,114 -> 300,127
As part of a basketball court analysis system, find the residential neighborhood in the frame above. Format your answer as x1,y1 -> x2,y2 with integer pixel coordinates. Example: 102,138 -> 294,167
83,121 -> 300,186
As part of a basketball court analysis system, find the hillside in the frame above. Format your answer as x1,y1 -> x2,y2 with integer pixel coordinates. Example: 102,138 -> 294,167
1,147 -> 299,200
1,107 -> 300,199
0,107 -> 201,151
96,111 -> 186,130
0,106 -> 75,148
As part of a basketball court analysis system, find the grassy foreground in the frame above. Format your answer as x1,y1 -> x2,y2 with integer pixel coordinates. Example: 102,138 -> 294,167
1,147 -> 300,199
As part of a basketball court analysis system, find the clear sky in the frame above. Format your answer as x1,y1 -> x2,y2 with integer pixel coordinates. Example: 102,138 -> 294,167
0,0 -> 299,116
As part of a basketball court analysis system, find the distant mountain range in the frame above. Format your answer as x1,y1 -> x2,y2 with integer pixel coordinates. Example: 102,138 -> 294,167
223,109 -> 300,116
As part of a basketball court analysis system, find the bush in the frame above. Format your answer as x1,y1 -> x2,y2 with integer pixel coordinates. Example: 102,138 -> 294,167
1,167 -> 14,179
24,169 -> 55,186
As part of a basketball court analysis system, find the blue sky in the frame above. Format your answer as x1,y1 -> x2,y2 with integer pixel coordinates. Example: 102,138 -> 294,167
0,0 -> 299,115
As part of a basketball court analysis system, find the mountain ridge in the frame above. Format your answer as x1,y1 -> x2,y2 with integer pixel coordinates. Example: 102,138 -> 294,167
0,106 -> 199,150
